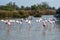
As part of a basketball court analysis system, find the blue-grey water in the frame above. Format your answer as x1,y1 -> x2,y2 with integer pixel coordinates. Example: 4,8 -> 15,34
0,15 -> 60,40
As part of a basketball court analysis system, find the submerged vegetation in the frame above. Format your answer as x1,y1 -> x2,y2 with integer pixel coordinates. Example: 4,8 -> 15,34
0,2 -> 56,19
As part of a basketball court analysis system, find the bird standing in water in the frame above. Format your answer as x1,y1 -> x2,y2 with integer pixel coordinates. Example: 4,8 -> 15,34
42,20 -> 48,32
25,19 -> 31,31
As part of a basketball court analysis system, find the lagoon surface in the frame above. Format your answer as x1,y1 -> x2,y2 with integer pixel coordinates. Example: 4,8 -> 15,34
0,15 -> 60,40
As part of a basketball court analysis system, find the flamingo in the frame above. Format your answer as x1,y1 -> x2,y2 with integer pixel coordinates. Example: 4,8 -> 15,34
0,19 -> 5,22
36,18 -> 42,23
21,19 -> 24,21
9,20 -> 15,23
15,20 -> 20,24
5,21 -> 12,26
42,20 -> 48,32
42,21 -> 47,27
15,20 -> 23,24
36,18 -> 42,31
36,20 -> 39,22
8,22 -> 11,25
39,18 -> 42,21
48,18 -> 55,24
28,20 -> 31,24
25,19 -> 29,23
26,20 -> 31,31
25,19 -> 31,24
48,18 -> 56,31
19,20 -> 23,24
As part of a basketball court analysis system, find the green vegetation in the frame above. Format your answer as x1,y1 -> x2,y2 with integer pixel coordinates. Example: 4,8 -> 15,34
0,2 -> 56,19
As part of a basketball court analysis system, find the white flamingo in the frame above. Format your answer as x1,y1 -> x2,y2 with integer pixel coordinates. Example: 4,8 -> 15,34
28,20 -> 31,24
36,20 -> 39,22
25,19 -> 31,24
25,19 -> 29,23
39,18 -> 42,21
9,20 -> 15,23
1,20 -> 8,23
0,19 -> 4,22
15,20 -> 23,24
26,19 -> 31,31
15,20 -> 20,24
19,21 -> 23,24
36,18 -> 42,23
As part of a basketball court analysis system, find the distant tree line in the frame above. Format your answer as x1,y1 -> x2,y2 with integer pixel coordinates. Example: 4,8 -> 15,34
0,2 -> 56,19
56,8 -> 60,14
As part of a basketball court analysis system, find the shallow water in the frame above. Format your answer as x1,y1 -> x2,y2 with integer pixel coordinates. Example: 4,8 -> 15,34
0,15 -> 60,40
